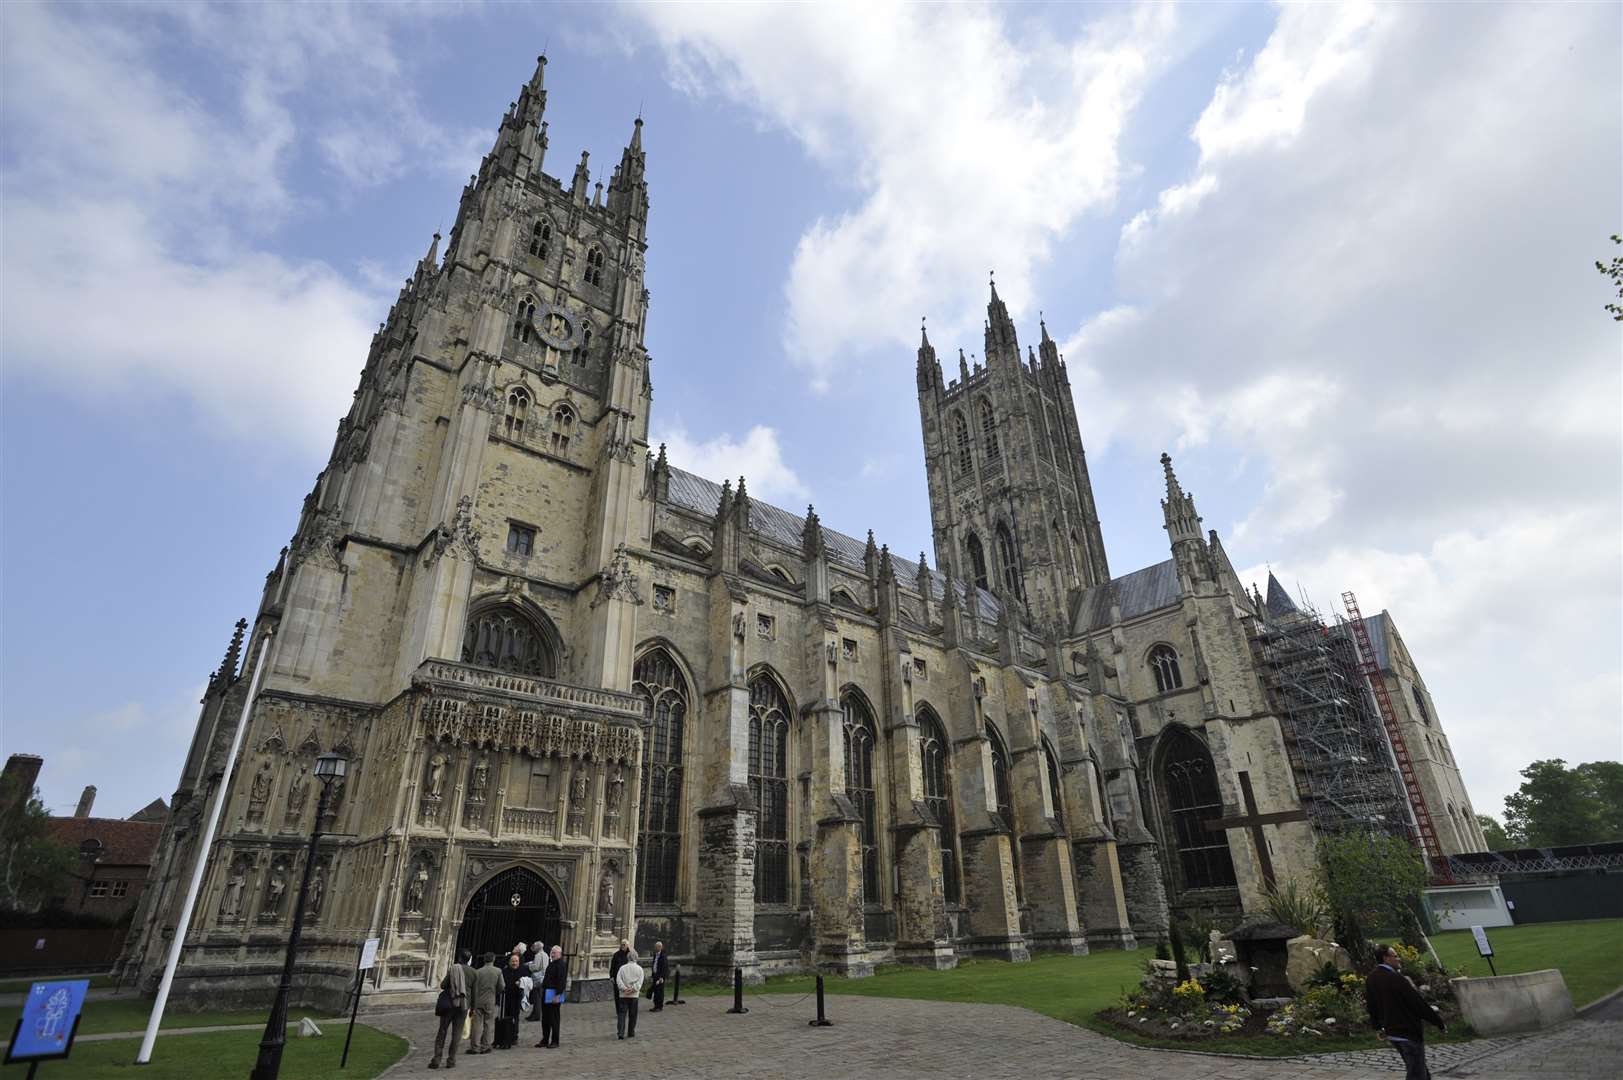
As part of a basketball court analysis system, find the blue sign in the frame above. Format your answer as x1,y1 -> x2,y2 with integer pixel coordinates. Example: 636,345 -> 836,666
4,979 -> 88,1062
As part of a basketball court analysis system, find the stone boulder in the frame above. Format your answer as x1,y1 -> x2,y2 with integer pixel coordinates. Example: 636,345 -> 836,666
1285,935 -> 1352,994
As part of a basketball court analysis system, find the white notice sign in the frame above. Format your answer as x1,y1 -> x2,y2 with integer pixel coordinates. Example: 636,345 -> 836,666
359,937 -> 381,970
1470,925 -> 1493,957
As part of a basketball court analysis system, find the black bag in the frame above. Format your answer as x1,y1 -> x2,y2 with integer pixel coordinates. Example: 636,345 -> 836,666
495,1016 -> 518,1047
435,989 -> 453,1016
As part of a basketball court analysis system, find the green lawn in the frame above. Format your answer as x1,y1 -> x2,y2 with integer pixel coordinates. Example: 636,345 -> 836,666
1430,919 -> 1623,1007
0,1024 -> 406,1078
0,997 -> 321,1038
681,918 -> 1623,1057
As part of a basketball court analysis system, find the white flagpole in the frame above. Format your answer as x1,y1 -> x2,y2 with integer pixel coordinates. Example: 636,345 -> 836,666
135,631 -> 273,1065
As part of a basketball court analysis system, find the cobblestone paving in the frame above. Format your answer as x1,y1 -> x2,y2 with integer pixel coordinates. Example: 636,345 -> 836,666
365,997 -> 1622,1080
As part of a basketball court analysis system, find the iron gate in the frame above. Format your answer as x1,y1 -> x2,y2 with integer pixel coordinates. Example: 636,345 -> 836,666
456,866 -> 563,960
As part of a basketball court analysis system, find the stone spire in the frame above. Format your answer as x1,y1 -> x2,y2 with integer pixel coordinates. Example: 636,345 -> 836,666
571,150 -> 591,203
916,317 -> 940,392
217,618 -> 247,684
1160,452 -> 1201,543
1264,571 -> 1299,618
985,271 -> 1018,361
608,117 -> 650,237
801,504 -> 824,559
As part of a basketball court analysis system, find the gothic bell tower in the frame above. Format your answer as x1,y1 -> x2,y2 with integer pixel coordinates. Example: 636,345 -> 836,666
916,279 -> 1110,631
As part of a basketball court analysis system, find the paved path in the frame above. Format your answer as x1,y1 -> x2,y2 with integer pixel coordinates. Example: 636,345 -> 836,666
362,996 -> 1623,1080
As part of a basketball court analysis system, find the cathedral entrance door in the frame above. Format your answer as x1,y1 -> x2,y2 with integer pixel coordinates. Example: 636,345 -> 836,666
456,866 -> 562,960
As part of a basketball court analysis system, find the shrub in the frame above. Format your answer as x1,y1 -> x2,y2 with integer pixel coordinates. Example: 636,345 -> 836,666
1306,961 -> 1343,989
1171,979 -> 1206,1012
1154,940 -> 1170,961
1262,876 -> 1329,938
1201,967 -> 1245,1005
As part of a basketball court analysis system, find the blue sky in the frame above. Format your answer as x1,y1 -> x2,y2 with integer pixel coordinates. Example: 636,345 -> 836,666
3,2 -> 1618,826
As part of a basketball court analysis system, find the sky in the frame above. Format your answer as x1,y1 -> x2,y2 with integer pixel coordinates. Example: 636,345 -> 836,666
2,1 -> 1618,829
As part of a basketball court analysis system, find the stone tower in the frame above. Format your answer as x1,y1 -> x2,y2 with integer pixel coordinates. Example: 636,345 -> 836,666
916,280 -> 1110,632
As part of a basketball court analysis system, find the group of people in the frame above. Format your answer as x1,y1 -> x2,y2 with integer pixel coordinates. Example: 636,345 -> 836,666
428,938 -> 669,1069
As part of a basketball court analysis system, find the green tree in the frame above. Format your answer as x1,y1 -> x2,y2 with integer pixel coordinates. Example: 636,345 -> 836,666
1317,833 -> 1429,962
0,775 -> 73,912
1502,758 -> 1623,847
1598,234 -> 1623,321
1476,814 -> 1511,851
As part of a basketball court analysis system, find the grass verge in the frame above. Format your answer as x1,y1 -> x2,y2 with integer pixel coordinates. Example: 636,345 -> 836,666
1428,919 -> 1623,1007
0,997 -> 320,1038
0,1024 -> 406,1078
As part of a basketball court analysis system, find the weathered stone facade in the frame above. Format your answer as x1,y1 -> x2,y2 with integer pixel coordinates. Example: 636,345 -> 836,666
119,56 -> 1481,1010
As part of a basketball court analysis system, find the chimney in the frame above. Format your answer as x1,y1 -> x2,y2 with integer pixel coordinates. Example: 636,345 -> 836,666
1,754 -> 44,821
75,785 -> 97,818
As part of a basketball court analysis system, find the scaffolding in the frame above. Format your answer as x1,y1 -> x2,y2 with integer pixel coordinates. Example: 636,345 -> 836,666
1252,594 -> 1412,843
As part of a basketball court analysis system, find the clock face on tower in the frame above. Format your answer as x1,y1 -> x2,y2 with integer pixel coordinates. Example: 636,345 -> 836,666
534,306 -> 576,349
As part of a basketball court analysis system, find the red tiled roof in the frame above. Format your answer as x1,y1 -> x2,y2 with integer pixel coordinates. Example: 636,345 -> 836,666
47,817 -> 163,867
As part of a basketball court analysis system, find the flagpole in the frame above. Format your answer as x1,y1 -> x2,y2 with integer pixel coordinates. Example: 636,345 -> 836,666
135,631 -> 273,1065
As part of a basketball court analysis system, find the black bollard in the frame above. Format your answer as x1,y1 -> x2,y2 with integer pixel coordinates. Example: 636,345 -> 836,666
726,966 -> 748,1014
670,964 -> 686,1005
808,973 -> 833,1027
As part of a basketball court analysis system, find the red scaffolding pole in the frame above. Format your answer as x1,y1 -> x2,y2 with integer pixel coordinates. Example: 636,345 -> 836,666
1342,591 -> 1449,881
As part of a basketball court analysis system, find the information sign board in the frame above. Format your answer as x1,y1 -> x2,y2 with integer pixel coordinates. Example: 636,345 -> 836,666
2,979 -> 89,1064
359,937 -> 381,970
1471,925 -> 1494,957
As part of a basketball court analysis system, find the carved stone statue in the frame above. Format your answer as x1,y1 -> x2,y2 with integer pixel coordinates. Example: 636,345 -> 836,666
264,859 -> 289,916
247,762 -> 273,825
427,752 -> 448,799
285,765 -> 309,825
404,862 -> 430,914
469,755 -> 489,801
308,862 -> 326,917
219,862 -> 247,921
571,767 -> 590,805
598,870 -> 616,915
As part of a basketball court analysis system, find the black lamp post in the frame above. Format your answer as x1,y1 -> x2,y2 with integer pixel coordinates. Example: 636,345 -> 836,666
250,751 -> 347,1080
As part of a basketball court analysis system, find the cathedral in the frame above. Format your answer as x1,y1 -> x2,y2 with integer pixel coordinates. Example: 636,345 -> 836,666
121,56 -> 1483,1007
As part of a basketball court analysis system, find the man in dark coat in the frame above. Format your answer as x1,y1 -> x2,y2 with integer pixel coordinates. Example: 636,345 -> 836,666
608,938 -> 631,1028
648,941 -> 669,1011
1366,944 -> 1446,1080
534,945 -> 566,1048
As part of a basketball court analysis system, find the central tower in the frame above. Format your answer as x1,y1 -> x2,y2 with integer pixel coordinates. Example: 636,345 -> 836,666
916,281 -> 1110,629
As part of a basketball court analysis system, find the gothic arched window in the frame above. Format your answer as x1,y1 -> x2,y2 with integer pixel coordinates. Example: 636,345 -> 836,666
842,692 -> 880,904
951,410 -> 972,475
550,402 -> 576,455
978,398 -> 999,460
1411,684 -> 1431,726
917,706 -> 960,904
1149,644 -> 1183,694
1043,737 -> 1065,829
749,674 -> 791,904
513,296 -> 538,343
987,720 -> 1022,901
1159,727 -> 1237,891
585,245 -> 607,287
461,604 -> 556,678
577,322 -> 592,364
529,220 -> 552,258
634,648 -> 687,905
995,523 -> 1021,597
965,533 -> 989,591
504,387 -> 530,440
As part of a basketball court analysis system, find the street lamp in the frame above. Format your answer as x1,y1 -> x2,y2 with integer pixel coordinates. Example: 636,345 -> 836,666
250,751 -> 347,1080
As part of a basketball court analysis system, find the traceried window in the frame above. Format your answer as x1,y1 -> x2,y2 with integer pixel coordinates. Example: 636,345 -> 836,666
550,402 -> 576,455
1160,727 -> 1237,891
513,297 -> 538,343
504,387 -> 531,439
749,674 -> 791,904
461,604 -> 555,677
1043,738 -> 1065,829
995,524 -> 1021,597
634,649 -> 687,905
577,322 -> 592,364
978,398 -> 999,460
1149,644 -> 1183,694
842,693 -> 880,904
917,706 -> 960,904
1411,684 -> 1431,726
529,219 -> 552,258
987,721 -> 1021,902
965,533 -> 989,591
584,245 -> 607,287
951,410 -> 972,475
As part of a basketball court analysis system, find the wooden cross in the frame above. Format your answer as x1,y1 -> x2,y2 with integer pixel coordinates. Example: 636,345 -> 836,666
1204,771 -> 1307,889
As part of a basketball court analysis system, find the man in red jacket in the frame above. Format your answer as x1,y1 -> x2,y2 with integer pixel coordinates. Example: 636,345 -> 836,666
1365,944 -> 1446,1079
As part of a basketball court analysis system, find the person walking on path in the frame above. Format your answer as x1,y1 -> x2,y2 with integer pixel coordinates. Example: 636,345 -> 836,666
608,938 -> 631,1024
615,948 -> 645,1040
535,944 -> 567,1048
469,952 -> 503,1055
1366,943 -> 1446,1080
429,947 -> 473,1070
648,941 -> 668,1012
526,940 -> 547,1022
496,952 -> 526,1048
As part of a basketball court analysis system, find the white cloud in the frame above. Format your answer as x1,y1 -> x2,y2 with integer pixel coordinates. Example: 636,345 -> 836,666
631,2 -> 1181,387
654,424 -> 810,505
0,2 -> 484,457
1068,1 -> 1621,818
